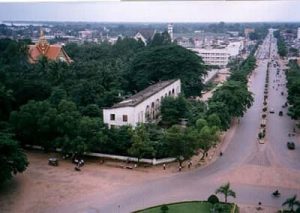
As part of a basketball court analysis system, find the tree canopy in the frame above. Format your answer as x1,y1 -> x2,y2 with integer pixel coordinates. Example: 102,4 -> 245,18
126,44 -> 207,96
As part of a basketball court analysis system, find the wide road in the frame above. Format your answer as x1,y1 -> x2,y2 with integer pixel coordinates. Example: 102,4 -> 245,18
52,31 -> 300,213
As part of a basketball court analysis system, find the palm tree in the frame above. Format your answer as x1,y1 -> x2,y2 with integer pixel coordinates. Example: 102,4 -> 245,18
282,195 -> 300,212
215,182 -> 236,203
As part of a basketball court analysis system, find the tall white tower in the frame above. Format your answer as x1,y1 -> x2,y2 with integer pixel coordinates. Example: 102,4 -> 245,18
297,27 -> 300,40
168,23 -> 174,42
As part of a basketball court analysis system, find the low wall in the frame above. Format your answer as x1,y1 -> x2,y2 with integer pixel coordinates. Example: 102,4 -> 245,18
25,144 -> 176,165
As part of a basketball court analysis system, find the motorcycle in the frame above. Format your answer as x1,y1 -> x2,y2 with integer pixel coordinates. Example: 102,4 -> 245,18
272,191 -> 280,197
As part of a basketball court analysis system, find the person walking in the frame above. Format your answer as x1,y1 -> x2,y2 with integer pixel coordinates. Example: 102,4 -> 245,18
163,163 -> 166,170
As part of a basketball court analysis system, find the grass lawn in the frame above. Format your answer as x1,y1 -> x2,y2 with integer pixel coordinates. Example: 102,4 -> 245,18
135,201 -> 235,213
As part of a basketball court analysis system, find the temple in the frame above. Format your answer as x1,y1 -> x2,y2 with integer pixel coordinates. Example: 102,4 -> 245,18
28,30 -> 73,64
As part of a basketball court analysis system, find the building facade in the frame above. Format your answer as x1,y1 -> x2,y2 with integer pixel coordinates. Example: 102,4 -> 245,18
191,48 -> 230,67
168,23 -> 174,42
103,79 -> 181,128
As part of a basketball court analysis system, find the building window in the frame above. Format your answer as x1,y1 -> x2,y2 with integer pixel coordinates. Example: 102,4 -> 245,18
172,89 -> 175,94
123,115 -> 128,122
110,114 -> 115,121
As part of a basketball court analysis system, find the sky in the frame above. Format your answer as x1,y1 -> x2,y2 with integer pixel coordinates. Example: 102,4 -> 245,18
0,1 -> 300,23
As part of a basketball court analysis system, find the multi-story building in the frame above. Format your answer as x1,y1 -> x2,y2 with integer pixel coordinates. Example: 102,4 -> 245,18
103,79 -> 181,128
191,48 -> 230,67
297,27 -> 300,40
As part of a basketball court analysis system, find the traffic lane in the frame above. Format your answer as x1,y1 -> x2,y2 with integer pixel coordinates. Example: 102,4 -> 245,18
267,61 -> 300,170
80,181 -> 299,213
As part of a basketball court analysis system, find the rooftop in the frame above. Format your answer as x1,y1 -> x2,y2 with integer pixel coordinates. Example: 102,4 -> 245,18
110,79 -> 179,108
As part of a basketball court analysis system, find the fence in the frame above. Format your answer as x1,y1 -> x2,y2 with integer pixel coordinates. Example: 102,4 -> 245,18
25,144 -> 176,165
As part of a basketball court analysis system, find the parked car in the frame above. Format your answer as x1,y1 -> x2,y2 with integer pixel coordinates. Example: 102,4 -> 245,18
48,158 -> 59,166
269,108 -> 275,113
279,111 -> 283,116
287,142 -> 295,150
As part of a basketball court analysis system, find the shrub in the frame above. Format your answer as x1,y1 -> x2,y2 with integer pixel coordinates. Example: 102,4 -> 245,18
160,204 -> 169,213
208,194 -> 219,204
263,107 -> 267,112
262,114 -> 266,119
263,101 -> 267,105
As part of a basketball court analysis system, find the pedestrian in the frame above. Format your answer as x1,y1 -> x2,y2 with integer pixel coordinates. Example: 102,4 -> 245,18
163,163 -> 166,170
178,166 -> 182,172
220,152 -> 223,156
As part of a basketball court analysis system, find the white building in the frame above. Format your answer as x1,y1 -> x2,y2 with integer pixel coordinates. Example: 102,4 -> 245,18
297,28 -> 300,40
226,41 -> 244,57
191,48 -> 230,67
168,23 -> 174,42
103,79 -> 181,128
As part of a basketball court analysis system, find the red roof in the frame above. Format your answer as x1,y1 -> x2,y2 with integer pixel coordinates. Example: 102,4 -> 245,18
28,35 -> 72,64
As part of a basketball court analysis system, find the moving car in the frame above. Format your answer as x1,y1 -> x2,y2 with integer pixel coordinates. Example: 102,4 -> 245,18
269,108 -> 275,113
287,142 -> 295,150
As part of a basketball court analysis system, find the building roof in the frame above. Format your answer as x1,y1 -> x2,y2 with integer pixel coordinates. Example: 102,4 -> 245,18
28,30 -> 73,64
109,79 -> 179,109
135,29 -> 156,40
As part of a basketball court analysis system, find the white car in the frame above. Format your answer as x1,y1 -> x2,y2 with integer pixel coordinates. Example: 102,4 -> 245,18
269,108 -> 275,113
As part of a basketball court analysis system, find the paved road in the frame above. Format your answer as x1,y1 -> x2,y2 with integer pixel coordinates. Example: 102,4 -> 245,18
52,31 -> 300,213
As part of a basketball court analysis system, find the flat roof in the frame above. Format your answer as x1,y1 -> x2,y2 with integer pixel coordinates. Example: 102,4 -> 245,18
108,79 -> 179,109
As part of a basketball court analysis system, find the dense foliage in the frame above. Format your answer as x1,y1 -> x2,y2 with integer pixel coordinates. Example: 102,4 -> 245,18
126,45 -> 207,96
0,132 -> 28,184
0,30 -> 256,172
274,30 -> 287,57
286,60 -> 300,126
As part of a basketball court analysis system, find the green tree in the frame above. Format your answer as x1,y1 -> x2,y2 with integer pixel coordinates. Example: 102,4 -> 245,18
149,31 -> 171,47
128,125 -> 154,164
160,96 -> 190,127
210,80 -> 253,118
207,113 -> 221,128
9,100 -> 58,150
0,132 -> 28,184
126,44 -> 206,96
164,125 -> 196,166
215,182 -> 236,203
282,195 -> 300,212
0,83 -> 14,120
198,125 -> 219,159
207,101 -> 231,130
195,118 -> 208,131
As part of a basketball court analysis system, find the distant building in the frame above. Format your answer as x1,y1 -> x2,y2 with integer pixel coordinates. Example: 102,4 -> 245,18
168,23 -> 174,42
175,37 -> 194,48
227,31 -> 239,37
28,31 -> 73,64
103,79 -> 181,128
134,29 -> 156,45
297,28 -> 300,40
226,41 -> 244,57
191,48 -> 230,67
79,30 -> 93,39
244,28 -> 255,38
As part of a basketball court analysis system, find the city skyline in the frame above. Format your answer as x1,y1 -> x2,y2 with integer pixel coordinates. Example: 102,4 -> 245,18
0,1 -> 300,23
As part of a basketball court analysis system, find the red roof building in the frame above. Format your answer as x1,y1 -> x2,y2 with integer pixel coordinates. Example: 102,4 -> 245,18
28,31 -> 73,64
